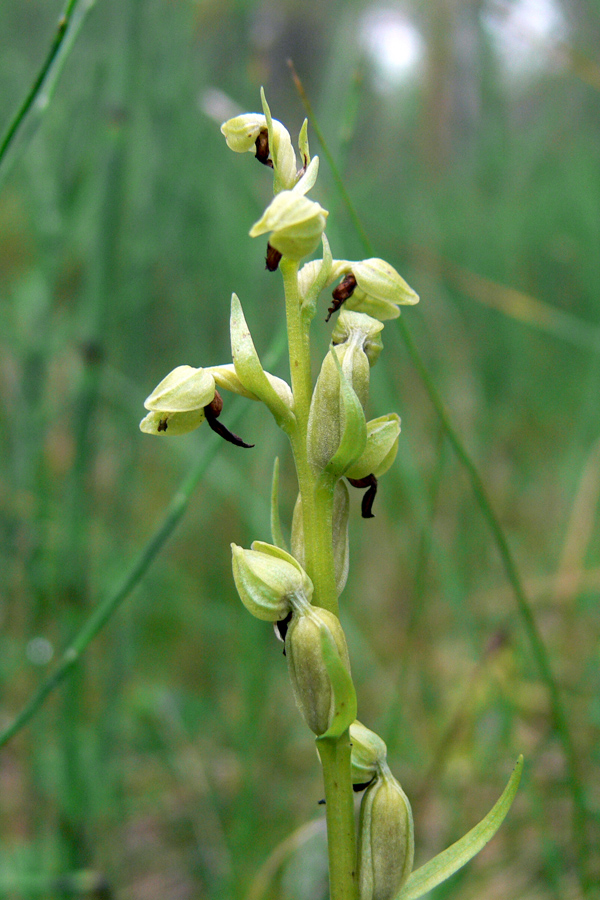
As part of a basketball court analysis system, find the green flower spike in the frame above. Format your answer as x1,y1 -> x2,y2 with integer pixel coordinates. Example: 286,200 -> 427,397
250,190 -> 329,263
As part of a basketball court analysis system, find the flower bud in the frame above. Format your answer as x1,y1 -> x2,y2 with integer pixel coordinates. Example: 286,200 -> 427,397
350,721 -> 388,787
250,191 -> 328,262
286,606 -> 351,735
357,766 -> 414,900
345,414 -> 401,481
231,542 -> 312,622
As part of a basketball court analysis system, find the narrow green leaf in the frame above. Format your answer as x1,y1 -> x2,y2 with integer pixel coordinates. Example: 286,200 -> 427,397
325,350 -> 367,478
397,756 -> 524,900
316,625 -> 357,741
270,457 -> 288,551
230,293 -> 294,431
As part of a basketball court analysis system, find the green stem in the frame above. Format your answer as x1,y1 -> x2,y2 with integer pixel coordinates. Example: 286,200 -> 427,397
281,259 -> 339,617
280,257 -> 357,900
318,734 -> 357,900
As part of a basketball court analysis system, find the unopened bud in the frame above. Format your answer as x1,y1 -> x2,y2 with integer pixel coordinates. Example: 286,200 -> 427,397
231,542 -> 312,622
357,766 -> 414,900
286,606 -> 351,736
350,721 -> 388,787
345,414 -> 401,481
250,191 -> 328,262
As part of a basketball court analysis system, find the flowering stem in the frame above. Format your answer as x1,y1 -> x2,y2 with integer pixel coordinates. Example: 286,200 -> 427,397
280,257 -> 357,900
318,734 -> 358,900
280,259 -> 338,618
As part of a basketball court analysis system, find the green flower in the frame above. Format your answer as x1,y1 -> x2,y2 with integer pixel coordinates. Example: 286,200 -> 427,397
139,365 -> 216,436
250,191 -> 328,262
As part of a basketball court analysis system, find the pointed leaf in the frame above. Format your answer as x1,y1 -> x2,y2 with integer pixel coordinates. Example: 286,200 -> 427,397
325,350 -> 367,478
270,457 -> 288,551
230,293 -> 295,431
397,756 -> 524,900
316,624 -> 357,741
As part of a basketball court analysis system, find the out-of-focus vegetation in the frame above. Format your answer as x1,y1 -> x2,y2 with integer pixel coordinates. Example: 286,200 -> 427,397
1,0 -> 599,897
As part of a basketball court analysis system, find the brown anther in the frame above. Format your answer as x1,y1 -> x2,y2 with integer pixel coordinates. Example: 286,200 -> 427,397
326,273 -> 357,322
266,243 -> 282,272
254,129 -> 273,168
208,390 -> 224,417
347,473 -> 378,518
204,391 -> 254,448
157,416 -> 169,432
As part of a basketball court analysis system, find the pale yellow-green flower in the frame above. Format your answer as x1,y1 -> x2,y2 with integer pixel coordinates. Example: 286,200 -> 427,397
250,191 -> 328,262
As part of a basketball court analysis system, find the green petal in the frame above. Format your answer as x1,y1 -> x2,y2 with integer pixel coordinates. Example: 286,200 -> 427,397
144,365 -> 215,412
139,408 -> 206,436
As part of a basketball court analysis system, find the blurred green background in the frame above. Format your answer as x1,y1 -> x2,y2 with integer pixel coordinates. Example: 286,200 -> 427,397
1,0 -> 600,897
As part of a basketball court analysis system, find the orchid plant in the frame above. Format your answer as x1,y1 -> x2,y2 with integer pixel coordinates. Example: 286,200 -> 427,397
140,90 -> 522,900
